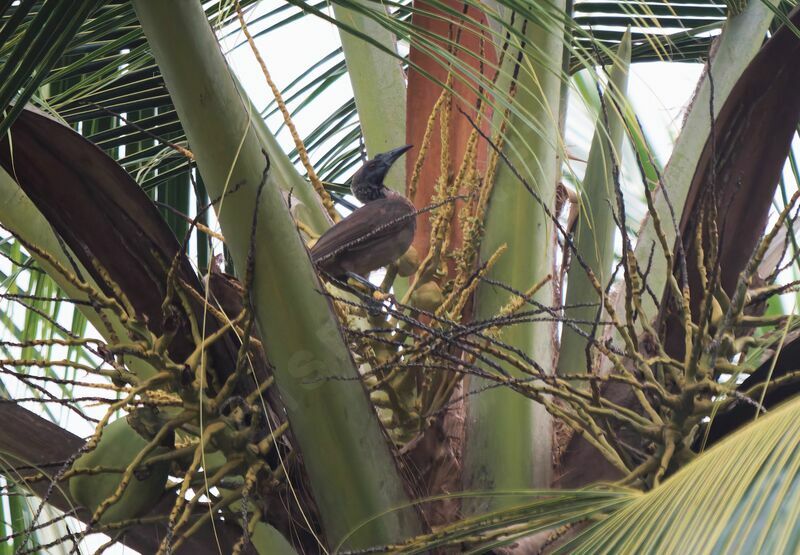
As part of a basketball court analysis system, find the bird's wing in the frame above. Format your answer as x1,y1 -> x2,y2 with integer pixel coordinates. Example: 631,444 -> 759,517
310,198 -> 415,264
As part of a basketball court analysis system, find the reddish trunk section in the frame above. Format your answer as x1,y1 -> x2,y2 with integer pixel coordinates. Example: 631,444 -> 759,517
402,1 -> 498,528
406,0 -> 497,274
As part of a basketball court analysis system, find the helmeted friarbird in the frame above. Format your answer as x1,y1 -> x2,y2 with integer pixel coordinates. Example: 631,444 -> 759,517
310,145 -> 416,280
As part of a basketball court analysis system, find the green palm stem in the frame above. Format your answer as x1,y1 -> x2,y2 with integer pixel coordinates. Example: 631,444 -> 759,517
332,0 -> 407,193
132,0 -> 422,548
557,31 -> 631,378
241,82 -> 333,236
462,0 -> 566,515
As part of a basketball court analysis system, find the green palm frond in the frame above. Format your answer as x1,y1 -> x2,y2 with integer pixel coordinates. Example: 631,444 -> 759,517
560,395 -> 800,554
0,0 -> 103,137
0,2 -> 256,189
389,394 -> 800,553
572,0 -> 726,65
380,488 -> 636,553
0,0 -> 733,192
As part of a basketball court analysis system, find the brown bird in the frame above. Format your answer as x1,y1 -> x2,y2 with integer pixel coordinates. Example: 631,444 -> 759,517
310,145 -> 415,280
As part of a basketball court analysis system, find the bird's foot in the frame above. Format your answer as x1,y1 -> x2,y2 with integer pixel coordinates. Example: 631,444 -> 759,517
345,272 -> 378,293
371,290 -> 394,303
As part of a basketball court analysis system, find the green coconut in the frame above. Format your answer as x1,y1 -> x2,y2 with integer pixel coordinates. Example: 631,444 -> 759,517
411,281 -> 444,311
69,416 -> 170,524
396,246 -> 420,277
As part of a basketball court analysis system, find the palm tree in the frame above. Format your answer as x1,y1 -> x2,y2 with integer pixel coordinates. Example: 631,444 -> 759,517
0,0 -> 799,553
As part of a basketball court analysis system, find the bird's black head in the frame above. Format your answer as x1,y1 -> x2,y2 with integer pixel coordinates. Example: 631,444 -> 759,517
350,144 -> 413,202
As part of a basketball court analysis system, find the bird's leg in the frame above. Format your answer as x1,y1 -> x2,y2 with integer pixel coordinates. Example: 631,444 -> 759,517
325,272 -> 383,310
379,264 -> 399,294
342,273 -> 390,318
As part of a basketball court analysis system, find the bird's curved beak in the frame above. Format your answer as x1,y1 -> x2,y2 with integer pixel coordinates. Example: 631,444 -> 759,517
376,144 -> 413,169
